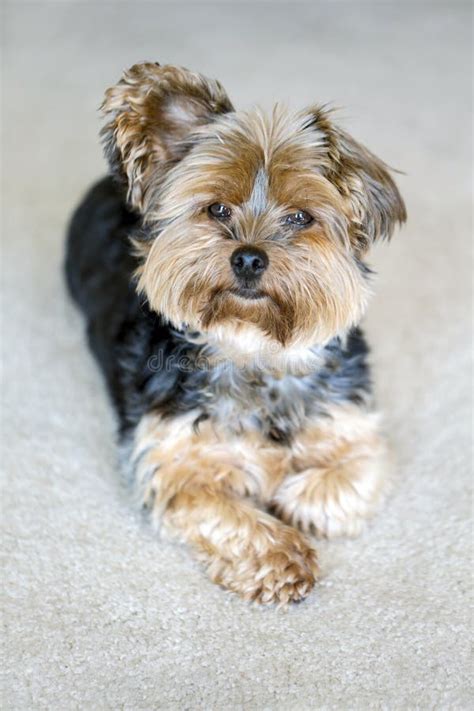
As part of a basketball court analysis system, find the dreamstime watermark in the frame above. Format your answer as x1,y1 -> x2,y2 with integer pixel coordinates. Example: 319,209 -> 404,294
146,346 -> 323,376
147,352 -> 218,373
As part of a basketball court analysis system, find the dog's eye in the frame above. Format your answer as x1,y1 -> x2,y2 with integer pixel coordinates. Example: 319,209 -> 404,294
283,210 -> 313,227
208,203 -> 232,220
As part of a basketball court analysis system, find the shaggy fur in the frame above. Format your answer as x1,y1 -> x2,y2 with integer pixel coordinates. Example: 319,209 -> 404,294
65,62 -> 405,603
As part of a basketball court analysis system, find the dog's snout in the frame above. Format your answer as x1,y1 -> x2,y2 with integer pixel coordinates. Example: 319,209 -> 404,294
231,246 -> 268,281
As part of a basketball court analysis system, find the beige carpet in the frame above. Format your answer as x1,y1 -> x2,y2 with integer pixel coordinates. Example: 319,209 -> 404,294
2,2 -> 472,709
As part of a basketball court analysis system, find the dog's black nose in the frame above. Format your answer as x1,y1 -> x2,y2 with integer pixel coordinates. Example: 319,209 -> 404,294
231,246 -> 268,281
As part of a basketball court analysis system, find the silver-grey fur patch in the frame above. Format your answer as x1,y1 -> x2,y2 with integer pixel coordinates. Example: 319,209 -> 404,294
246,168 -> 268,216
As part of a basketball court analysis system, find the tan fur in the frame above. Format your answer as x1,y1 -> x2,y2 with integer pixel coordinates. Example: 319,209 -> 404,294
131,403 -> 387,602
131,411 -> 317,604
101,63 -> 233,212
272,403 -> 389,538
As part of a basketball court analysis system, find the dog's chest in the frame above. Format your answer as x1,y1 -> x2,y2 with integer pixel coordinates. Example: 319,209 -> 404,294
204,366 -> 315,441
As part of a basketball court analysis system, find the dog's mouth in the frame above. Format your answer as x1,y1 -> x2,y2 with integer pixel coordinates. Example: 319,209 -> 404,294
229,287 -> 267,301
199,285 -> 295,345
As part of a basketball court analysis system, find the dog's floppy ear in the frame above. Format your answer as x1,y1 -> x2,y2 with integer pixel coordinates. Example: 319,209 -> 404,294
307,108 -> 406,252
101,62 -> 234,212
333,127 -> 407,250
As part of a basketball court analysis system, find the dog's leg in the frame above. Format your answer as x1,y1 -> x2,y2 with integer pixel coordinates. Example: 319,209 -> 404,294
128,411 -> 319,603
272,404 -> 389,538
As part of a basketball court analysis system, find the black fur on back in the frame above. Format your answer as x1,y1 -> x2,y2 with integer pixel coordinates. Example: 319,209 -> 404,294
65,177 -> 372,440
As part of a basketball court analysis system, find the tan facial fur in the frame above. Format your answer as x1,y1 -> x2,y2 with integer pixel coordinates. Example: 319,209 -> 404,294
136,110 -> 371,351
102,63 -> 405,363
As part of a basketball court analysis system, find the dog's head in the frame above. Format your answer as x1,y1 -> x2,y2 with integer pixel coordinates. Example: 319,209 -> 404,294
102,62 -> 405,362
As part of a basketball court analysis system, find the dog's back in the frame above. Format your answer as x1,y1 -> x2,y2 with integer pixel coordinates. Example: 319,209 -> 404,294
65,176 -> 138,318
65,176 -> 187,434
65,176 -> 142,414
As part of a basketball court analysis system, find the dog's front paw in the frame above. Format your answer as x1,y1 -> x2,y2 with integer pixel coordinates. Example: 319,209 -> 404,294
205,523 -> 319,604
272,454 -> 387,539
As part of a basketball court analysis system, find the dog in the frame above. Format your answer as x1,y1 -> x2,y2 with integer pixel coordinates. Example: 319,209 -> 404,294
65,62 -> 406,604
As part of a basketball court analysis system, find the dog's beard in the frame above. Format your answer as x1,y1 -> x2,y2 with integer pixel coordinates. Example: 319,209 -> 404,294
199,287 -> 295,346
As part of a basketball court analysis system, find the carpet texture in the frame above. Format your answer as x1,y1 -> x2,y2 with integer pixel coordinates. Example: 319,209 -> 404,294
2,2 -> 472,709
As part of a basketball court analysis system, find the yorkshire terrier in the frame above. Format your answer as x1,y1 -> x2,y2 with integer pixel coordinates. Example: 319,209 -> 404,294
65,62 -> 406,604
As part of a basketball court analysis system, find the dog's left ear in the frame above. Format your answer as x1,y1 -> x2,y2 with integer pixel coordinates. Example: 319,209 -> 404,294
101,62 -> 234,212
335,127 -> 407,251
307,109 -> 406,252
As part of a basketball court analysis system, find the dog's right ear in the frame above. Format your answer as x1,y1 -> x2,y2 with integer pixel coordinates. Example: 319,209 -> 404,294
101,62 -> 234,212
